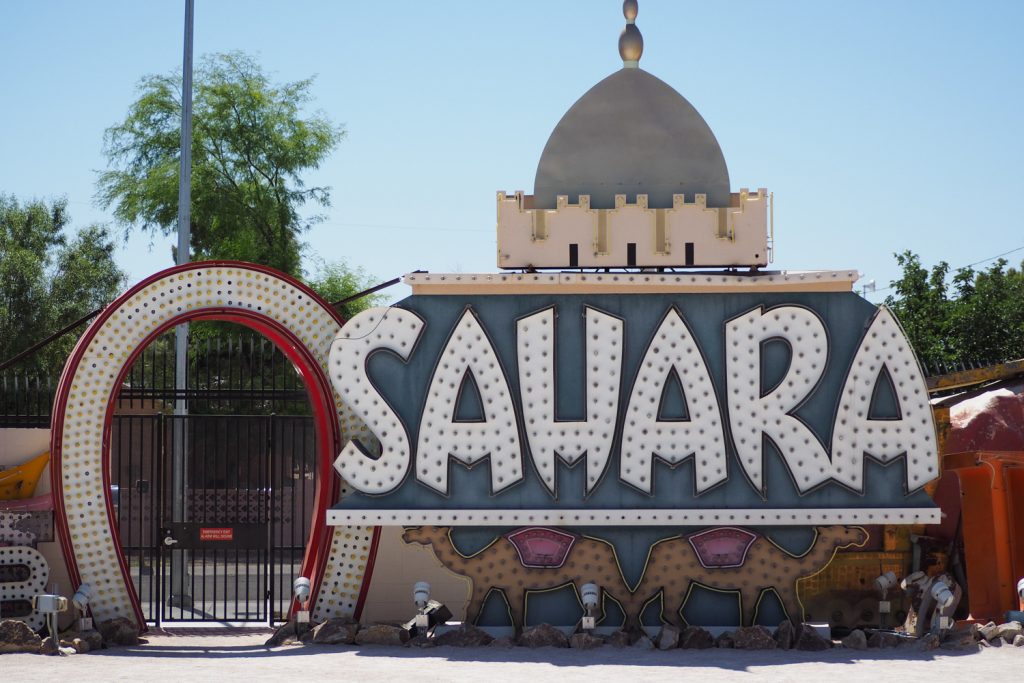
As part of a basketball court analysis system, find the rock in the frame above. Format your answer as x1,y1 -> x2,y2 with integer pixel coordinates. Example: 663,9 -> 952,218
0,619 -> 43,654
941,628 -> 980,650
40,636 -> 60,656
435,624 -> 494,647
97,617 -> 140,646
867,631 -> 902,649
1013,634 -> 1024,647
918,633 -> 941,651
795,624 -> 831,651
489,635 -> 517,649
406,634 -> 436,648
715,631 -> 735,648
733,625 -> 777,650
841,629 -> 868,650
978,621 -> 999,642
69,638 -> 90,654
997,621 -> 1023,644
354,624 -> 408,646
773,621 -> 796,649
311,618 -> 359,645
632,634 -> 655,650
519,623 -> 568,648
569,632 -> 604,650
77,629 -> 103,651
655,624 -> 680,650
606,631 -> 632,648
679,626 -> 715,649
988,636 -> 1004,648
265,620 -> 308,647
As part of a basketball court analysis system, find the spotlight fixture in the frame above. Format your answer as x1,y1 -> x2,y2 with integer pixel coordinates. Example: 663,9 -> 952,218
71,582 -> 95,631
32,594 -> 68,641
873,571 -> 897,627
403,581 -> 451,638
293,576 -> 311,623
580,582 -> 600,631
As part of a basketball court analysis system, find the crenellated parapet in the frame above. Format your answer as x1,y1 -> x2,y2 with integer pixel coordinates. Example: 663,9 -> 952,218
496,188 -> 771,270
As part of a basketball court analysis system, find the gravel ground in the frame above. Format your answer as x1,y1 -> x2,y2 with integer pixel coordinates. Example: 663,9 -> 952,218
2,629 -> 1020,683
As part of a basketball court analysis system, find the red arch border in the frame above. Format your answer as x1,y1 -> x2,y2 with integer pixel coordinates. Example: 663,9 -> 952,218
49,261 -> 368,628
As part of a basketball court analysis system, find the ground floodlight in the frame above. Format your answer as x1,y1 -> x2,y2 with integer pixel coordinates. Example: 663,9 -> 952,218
72,582 -> 94,612
32,594 -> 68,641
413,581 -> 430,610
293,576 -> 311,604
874,572 -> 897,599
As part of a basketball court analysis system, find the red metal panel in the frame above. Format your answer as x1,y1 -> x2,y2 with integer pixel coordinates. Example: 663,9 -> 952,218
1004,465 -> 1024,591
955,466 -> 1007,621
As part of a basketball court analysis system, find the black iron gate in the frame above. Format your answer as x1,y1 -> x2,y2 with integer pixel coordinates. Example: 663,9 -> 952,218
111,413 -> 317,625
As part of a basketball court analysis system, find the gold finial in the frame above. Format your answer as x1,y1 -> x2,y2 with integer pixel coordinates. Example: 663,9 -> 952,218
619,1 -> 643,68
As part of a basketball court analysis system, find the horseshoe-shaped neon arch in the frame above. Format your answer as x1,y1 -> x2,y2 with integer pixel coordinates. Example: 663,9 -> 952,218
49,262 -> 376,628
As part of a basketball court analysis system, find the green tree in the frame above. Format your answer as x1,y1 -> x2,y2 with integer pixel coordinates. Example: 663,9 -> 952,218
0,195 -> 126,375
885,250 -> 1024,366
306,258 -> 385,320
947,259 -> 1024,362
884,251 -> 953,363
97,51 -> 343,276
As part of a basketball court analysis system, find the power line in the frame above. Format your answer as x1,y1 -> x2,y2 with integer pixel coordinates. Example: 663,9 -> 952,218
870,243 -> 1024,295
320,220 -> 489,234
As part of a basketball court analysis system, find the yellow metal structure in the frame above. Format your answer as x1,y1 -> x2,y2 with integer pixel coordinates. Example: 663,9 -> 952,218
0,452 -> 50,500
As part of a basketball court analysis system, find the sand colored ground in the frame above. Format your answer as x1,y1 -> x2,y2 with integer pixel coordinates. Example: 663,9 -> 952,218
1,629 -> 1021,682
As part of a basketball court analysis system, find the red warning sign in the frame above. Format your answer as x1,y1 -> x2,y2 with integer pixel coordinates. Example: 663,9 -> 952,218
199,527 -> 234,542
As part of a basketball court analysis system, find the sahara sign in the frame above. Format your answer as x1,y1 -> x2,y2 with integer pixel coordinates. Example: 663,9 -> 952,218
327,286 -> 940,526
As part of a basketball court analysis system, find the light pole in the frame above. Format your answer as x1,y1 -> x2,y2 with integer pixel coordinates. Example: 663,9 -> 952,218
170,0 -> 195,610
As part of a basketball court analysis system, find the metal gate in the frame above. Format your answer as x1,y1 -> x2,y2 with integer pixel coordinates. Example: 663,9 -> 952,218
110,413 -> 318,625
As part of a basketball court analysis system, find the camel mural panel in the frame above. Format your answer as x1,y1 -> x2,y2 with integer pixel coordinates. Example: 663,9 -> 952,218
402,525 -> 866,631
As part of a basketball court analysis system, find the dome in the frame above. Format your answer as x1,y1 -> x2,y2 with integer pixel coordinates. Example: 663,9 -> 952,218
533,68 -> 731,210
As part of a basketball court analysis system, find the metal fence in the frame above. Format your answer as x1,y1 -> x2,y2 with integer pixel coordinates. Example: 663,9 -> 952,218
1,330 -> 311,426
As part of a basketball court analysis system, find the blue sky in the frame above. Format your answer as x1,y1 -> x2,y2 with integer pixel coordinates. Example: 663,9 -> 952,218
2,0 -> 1022,302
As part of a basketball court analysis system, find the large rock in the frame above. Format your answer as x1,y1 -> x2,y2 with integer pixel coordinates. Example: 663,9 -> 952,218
97,617 -> 141,646
489,635 -> 517,649
1013,634 -> 1024,648
569,632 -> 604,650
519,623 -> 568,648
435,624 -> 494,647
265,620 -> 310,647
311,618 -> 359,645
606,631 -> 632,648
978,621 -> 999,642
655,624 -> 680,650
841,629 -> 867,650
354,624 -> 408,646
941,628 -> 980,650
867,631 -> 902,649
997,621 -> 1023,644
77,629 -> 104,651
632,634 -> 655,650
794,624 -> 831,651
679,626 -> 714,649
406,634 -> 436,648
62,637 -> 90,654
0,620 -> 42,654
715,631 -> 735,648
733,626 -> 777,650
773,621 -> 796,650
918,633 -> 941,651
40,636 -> 60,656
